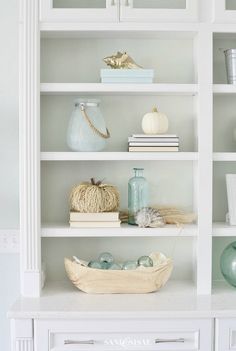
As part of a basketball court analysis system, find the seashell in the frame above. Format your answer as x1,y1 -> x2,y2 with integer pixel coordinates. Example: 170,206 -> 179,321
135,207 -> 165,228
103,51 -> 143,69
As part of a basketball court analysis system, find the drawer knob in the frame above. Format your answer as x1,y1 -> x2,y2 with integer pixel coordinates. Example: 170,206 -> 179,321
64,340 -> 95,345
155,338 -> 185,344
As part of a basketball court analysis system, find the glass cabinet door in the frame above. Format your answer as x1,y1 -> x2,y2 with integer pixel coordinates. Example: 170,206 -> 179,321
120,0 -> 198,22
40,0 -> 118,22
214,0 -> 236,22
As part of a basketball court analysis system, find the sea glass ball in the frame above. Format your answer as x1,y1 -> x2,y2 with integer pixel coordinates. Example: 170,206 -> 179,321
88,261 -> 102,269
109,263 -> 122,270
99,252 -> 114,264
138,255 -> 153,268
122,260 -> 138,270
220,241 -> 236,287
101,261 -> 111,270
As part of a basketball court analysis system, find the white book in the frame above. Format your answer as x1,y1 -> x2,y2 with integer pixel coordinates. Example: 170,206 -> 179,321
129,142 -> 179,147
70,212 -> 119,222
128,137 -> 179,143
132,134 -> 178,138
129,146 -> 179,152
70,221 -> 121,228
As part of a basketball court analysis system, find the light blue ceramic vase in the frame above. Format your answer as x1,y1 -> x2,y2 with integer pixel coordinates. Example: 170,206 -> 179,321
67,98 -> 108,152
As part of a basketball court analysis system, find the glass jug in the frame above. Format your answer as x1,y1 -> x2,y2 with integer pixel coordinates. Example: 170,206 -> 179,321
67,98 -> 110,152
128,168 -> 149,225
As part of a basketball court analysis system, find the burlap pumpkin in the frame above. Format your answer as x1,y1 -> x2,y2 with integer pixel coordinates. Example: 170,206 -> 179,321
70,178 -> 120,213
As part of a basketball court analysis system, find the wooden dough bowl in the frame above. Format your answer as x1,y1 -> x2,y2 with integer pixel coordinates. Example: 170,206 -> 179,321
65,253 -> 173,294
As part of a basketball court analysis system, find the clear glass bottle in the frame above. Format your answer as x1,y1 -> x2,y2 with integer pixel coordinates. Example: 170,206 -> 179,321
128,168 -> 149,225
67,98 -> 108,152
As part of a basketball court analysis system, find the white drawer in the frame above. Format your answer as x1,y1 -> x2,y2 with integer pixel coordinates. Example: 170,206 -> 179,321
34,318 -> 213,351
216,318 -> 236,351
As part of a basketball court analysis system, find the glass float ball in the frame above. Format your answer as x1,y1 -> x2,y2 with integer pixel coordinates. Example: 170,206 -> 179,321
88,261 -> 102,269
108,263 -> 122,270
101,261 -> 111,270
98,252 -> 114,264
220,241 -> 236,287
122,261 -> 138,270
138,256 -> 153,268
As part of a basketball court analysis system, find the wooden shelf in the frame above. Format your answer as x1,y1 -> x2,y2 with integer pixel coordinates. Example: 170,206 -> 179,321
40,83 -> 198,96
41,152 -> 198,161
41,223 -> 198,238
213,153 -> 236,161
213,222 -> 236,237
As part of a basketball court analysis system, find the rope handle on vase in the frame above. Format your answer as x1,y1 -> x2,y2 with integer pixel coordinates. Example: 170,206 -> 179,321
80,104 -> 110,139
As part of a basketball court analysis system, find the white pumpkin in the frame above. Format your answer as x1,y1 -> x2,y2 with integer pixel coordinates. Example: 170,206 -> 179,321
142,107 -> 169,134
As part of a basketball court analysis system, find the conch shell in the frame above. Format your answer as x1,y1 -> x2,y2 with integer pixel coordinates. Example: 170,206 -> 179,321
103,51 -> 142,69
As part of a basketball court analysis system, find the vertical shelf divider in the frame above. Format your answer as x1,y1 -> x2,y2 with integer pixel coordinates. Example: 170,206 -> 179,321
196,28 -> 213,294
20,0 -> 41,297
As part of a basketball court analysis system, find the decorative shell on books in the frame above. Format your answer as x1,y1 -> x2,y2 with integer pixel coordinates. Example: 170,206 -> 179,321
70,178 -> 120,213
142,107 -> 169,134
103,51 -> 143,69
64,252 -> 173,294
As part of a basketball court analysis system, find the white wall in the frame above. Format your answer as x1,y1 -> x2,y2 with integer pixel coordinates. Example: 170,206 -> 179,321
0,0 -> 20,350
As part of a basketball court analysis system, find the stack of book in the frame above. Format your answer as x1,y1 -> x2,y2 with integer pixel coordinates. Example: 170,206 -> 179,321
70,212 -> 121,228
128,134 -> 179,152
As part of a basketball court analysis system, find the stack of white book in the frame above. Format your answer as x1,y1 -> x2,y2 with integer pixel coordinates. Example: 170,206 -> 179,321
70,212 -> 121,228
128,134 -> 179,152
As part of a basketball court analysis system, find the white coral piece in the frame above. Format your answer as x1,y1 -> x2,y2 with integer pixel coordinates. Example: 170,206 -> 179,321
135,207 -> 165,228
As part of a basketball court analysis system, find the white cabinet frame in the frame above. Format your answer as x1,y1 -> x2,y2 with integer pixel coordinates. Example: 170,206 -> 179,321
120,0 -> 198,23
214,0 -> 236,23
40,0 -> 119,22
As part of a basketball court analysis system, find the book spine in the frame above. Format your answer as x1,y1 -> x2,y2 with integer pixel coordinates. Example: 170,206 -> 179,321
70,212 -> 119,221
129,146 -> 179,152
128,142 -> 179,146
128,138 -> 179,143
132,134 -> 177,138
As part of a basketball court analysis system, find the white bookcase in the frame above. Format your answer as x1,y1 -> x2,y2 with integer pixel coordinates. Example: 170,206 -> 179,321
10,1 -> 236,350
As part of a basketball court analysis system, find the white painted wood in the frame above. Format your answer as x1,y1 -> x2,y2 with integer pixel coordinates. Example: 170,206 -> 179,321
120,0 -> 198,23
213,0 -> 236,23
40,151 -> 198,161
34,318 -> 212,351
214,84 -> 236,95
215,318 -> 236,351
40,0 -> 118,22
19,0 -> 41,297
40,22 -> 200,37
12,320 -> 33,351
195,29 -> 213,295
41,223 -> 197,237
213,222 -> 236,236
213,153 -> 236,161
9,280 -> 236,318
40,83 -> 198,96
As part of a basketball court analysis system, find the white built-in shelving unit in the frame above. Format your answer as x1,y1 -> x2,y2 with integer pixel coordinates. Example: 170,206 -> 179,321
11,1 -> 236,350
18,0 -> 236,302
